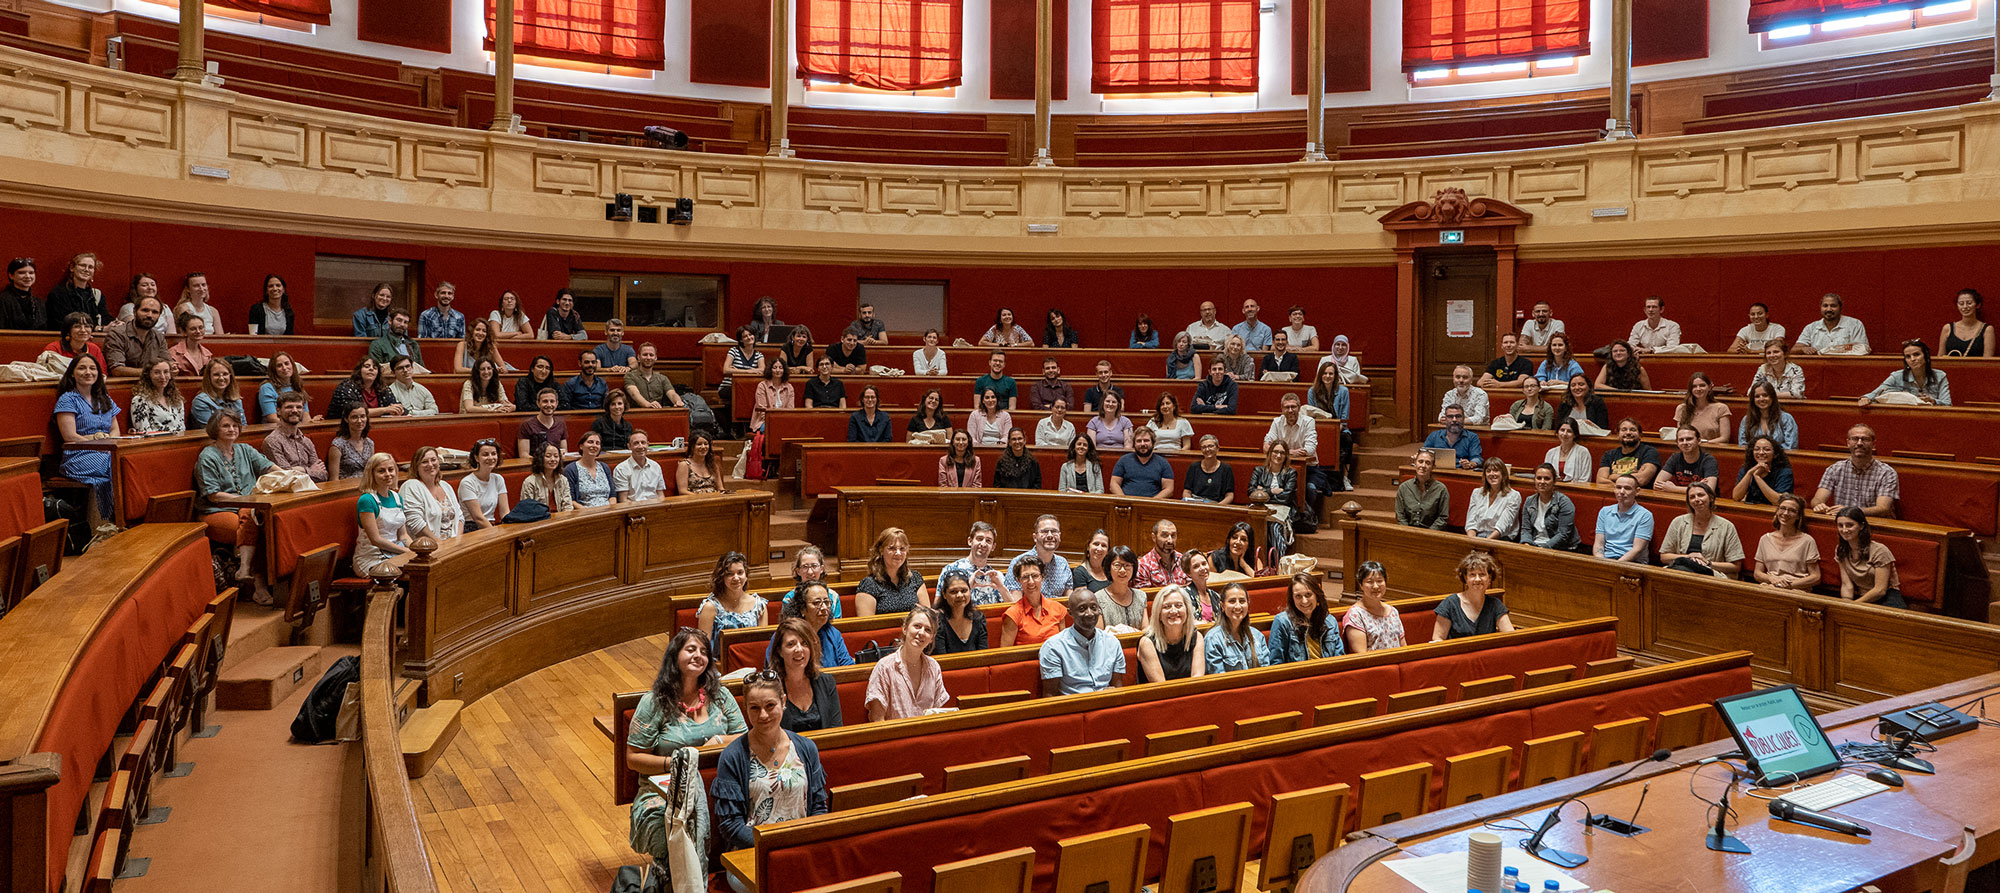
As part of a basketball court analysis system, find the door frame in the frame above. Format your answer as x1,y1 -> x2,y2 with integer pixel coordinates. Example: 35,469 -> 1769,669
1379,190 -> 1533,429
1416,247 -> 1499,422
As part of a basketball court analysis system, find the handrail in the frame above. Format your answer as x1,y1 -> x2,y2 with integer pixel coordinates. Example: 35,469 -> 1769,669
360,583 -> 438,893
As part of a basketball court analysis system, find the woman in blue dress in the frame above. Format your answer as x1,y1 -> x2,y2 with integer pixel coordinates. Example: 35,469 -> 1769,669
54,353 -> 121,538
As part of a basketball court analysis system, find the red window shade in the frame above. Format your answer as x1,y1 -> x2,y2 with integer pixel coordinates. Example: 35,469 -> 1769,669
207,0 -> 331,25
1401,0 -> 1588,72
798,0 -> 964,91
1747,0 -> 1918,32
1092,0 -> 1258,94
483,0 -> 666,70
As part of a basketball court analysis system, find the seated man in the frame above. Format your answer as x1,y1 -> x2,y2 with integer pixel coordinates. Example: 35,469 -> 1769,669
1656,427 -> 1719,493
1477,334 -> 1535,388
844,302 -> 889,346
1082,360 -> 1124,413
1628,296 -> 1682,353
1423,405 -> 1482,470
539,289 -> 588,340
826,330 -> 868,374
593,318 -> 636,371
1395,450 -> 1449,530
1029,357 -> 1073,410
1231,298 -> 1273,351
262,390 -> 327,482
1595,418 -> 1661,488
1516,463 -> 1576,550
1111,428 -> 1175,499
1134,519 -> 1188,588
1007,515 -> 1074,601
1438,365 -> 1490,425
1038,590 -> 1122,696
614,431 -> 668,502
1190,362 -> 1237,415
416,282 -> 465,339
1519,301 -> 1564,348
802,357 -> 846,409
941,521 -> 1013,606
973,351 -> 1018,410
386,356 -> 439,416
1184,300 -> 1230,352
623,343 -> 686,409
1811,424 -> 1898,518
367,310 -> 422,368
559,351 -> 607,410
1594,474 -> 1655,563
1795,292 -> 1870,356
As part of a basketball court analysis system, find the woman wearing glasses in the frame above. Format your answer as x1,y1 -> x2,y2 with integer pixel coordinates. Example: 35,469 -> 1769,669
627,629 -> 745,777
710,672 -> 830,873
767,617 -> 843,733
768,579 -> 853,667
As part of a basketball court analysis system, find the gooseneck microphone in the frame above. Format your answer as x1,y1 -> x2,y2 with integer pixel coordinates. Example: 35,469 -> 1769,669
1769,798 -> 1872,836
1524,748 -> 1672,868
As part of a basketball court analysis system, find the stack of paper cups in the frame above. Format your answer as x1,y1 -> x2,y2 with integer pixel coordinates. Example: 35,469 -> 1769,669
1466,831 -> 1504,893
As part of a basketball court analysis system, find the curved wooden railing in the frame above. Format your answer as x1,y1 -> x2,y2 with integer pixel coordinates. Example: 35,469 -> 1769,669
361,584 -> 436,893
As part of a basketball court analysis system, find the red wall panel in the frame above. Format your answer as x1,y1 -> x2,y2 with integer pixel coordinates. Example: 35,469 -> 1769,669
989,0 -> 1069,101
689,0 -> 771,87
1634,0 -> 1707,67
1290,0 -> 1372,94
356,0 -> 453,54
127,221 -> 319,330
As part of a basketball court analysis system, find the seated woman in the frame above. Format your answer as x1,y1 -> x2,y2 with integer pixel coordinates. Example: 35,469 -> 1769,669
1731,435 -> 1794,506
932,571 -> 989,654
1267,573 -> 1341,663
909,329 -> 944,375
460,358 -> 513,414
1432,552 -> 1515,640
678,432 -> 726,495
1182,550 -> 1222,622
766,579 -> 853,666
258,351 -> 313,421
992,428 -> 1042,489
697,551 -> 769,658
938,429 -> 983,488
1552,374 -> 1609,432
512,356 -> 559,412
190,358 -> 246,428
782,325 -> 819,376
628,629 -> 746,777
129,359 -> 186,435
520,442 -> 576,512
1057,434 -> 1103,494
1675,373 -> 1732,443
1323,334 -> 1368,384
906,388 -> 952,441
45,312 -> 106,371
1835,507 -> 1906,607
1249,442 -> 1297,556
1131,315 -> 1160,350
1202,583 -> 1265,673
589,391 -> 634,451
750,362 -> 792,435
978,308 -> 1033,347
170,312 -> 214,377
1044,309 -> 1081,348
1534,332 -> 1585,384
1036,398 -> 1075,448
1069,529 -> 1112,592
457,439 -> 511,530
864,606 -> 950,721
1341,561 -> 1405,654
785,548 -> 836,617
1737,382 -> 1799,450
1210,520 -> 1262,577
1216,335 -> 1256,380
327,404 -> 374,481
398,446 -> 462,543
1543,418 -> 1592,483
857,527 -> 931,615
195,409 -> 275,604
454,318 -> 509,374
563,431 -> 616,508
1659,482 -> 1744,578
769,617 -> 843,733
1507,376 -> 1554,430
330,357 -> 403,420
1094,547 -> 1149,635
1138,586 -> 1205,683
847,385 -> 893,443
1751,339 -> 1805,399
1518,463 -> 1579,551
1753,494 -> 1820,591
1941,288 -> 1993,357
1165,331 -> 1201,380
1594,340 -> 1651,392
1182,435 -> 1235,504
1464,457 -> 1521,541
54,354 -> 121,538
967,389 -> 1013,448
352,452 -> 410,577
1860,339 -> 1951,406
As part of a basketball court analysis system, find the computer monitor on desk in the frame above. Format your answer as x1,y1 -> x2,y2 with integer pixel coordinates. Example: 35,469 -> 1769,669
1715,685 -> 1841,787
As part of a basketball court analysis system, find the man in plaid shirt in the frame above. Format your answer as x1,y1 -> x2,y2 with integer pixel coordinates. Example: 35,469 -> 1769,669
1135,519 -> 1188,588
1812,424 -> 1899,518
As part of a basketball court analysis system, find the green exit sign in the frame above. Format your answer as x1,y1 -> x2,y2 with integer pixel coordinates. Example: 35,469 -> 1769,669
1439,230 -> 1465,244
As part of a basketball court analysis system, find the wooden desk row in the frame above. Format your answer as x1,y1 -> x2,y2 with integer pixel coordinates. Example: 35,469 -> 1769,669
794,441 -> 1302,505
1339,519 -> 2000,702
762,407 -> 1345,470
701,342 -> 1359,386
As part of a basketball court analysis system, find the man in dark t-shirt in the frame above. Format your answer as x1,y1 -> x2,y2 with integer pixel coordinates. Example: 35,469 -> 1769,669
1477,333 -> 1535,388
803,358 -> 847,408
1595,417 -> 1662,488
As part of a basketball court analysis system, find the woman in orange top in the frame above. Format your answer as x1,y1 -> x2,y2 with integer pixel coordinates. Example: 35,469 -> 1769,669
1000,554 -> 1069,646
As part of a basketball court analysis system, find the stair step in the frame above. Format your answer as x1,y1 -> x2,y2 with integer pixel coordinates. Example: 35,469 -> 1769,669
767,538 -> 812,566
219,603 -> 288,672
216,645 -> 324,711
401,699 -> 464,778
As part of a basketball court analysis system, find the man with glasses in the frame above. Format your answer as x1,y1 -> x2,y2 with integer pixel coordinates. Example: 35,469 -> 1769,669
1812,424 -> 1899,518
1007,514 -> 1072,601
262,391 -> 327,482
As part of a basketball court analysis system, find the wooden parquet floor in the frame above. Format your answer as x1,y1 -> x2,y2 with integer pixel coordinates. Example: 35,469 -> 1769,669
414,632 -> 672,893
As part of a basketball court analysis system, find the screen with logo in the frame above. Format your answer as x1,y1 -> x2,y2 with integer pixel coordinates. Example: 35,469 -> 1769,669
1714,686 -> 1841,785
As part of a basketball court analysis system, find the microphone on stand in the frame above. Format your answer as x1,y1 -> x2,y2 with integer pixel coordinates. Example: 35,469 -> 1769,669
1879,709 -> 1941,775
1524,748 -> 1671,868
1704,765 -> 1751,854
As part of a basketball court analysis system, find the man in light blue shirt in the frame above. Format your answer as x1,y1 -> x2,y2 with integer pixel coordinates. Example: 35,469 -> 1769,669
1422,405 -> 1483,470
1594,474 -> 1655,563
1007,514 -> 1073,600
1230,298 -> 1273,351
593,318 -> 637,371
942,521 -> 1011,606
1039,591 -> 1124,695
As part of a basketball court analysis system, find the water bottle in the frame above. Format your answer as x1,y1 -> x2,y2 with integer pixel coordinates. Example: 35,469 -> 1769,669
1545,881 -> 1561,892
1516,884 -> 1530,893
1502,867 -> 1520,891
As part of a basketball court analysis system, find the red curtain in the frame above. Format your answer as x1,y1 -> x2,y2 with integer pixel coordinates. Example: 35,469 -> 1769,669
207,0 -> 331,25
1401,0 -> 1588,71
1092,0 -> 1258,93
483,0 -> 666,70
798,0 -> 964,91
1747,0 -> 1919,32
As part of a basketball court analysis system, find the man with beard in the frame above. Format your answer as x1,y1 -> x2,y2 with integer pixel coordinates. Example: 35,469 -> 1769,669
1111,427 -> 1175,499
1029,357 -> 1073,411
1423,404 -> 1483,470
105,294 -> 169,376
1595,417 -> 1661,488
1795,292 -> 1870,356
942,521 -> 1013,606
262,392 -> 328,482
1039,590 -> 1122,695
367,310 -> 422,368
1812,424 -> 1899,518
1135,520 -> 1188,588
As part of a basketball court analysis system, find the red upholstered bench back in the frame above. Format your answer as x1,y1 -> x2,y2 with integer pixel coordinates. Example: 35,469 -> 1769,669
116,440 -> 206,525
0,462 -> 42,540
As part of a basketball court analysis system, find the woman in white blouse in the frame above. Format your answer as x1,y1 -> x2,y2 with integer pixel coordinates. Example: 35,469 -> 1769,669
175,272 -> 223,335
490,290 -> 535,339
912,328 -> 948,375
398,446 -> 462,541
1749,339 -> 1805,399
1544,418 -> 1593,483
1146,393 -> 1194,452
1464,458 -> 1521,540
1035,398 -> 1076,448
457,439 -> 511,530
966,389 -> 1013,447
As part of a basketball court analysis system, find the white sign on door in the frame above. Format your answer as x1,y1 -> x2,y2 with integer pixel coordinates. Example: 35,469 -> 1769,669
1445,300 -> 1475,338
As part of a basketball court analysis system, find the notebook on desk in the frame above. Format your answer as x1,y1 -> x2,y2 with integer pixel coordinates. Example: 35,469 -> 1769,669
1714,685 -> 1842,787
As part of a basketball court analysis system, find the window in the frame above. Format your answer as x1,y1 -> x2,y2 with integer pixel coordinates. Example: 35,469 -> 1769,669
314,255 -> 421,328
1091,0 -> 1259,94
1408,55 -> 1577,86
798,0 -> 965,91
137,0 -> 325,28
485,0 -> 668,71
567,273 -> 726,328
1755,1 -> 1971,46
1401,0 -> 1589,73
858,279 -> 946,334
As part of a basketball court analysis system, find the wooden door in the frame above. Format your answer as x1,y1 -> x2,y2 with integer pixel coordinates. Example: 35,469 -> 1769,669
1419,249 -> 1497,421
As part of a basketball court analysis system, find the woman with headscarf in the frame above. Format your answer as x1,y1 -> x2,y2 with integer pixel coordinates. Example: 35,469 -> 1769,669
1318,335 -> 1368,385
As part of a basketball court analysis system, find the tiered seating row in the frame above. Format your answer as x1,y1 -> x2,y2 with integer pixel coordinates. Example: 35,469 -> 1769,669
764,408 -> 1343,468
795,441 -> 1292,503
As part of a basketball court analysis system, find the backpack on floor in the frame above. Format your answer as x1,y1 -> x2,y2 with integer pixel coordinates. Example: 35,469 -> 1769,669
290,655 -> 360,744
680,392 -> 715,431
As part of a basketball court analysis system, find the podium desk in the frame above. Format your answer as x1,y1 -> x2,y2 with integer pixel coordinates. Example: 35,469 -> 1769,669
1309,671 -> 2000,893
